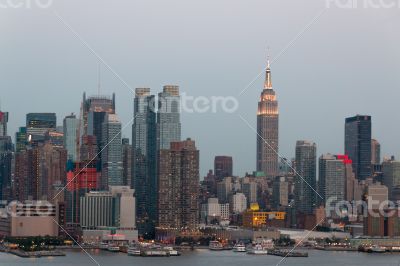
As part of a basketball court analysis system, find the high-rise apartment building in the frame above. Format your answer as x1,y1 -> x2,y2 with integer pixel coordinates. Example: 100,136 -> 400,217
345,115 -> 372,180
157,85 -> 181,150
257,60 -> 279,178
132,88 -> 157,237
214,156 -> 233,180
14,142 -> 67,203
294,140 -> 317,214
319,154 -> 346,212
157,139 -> 199,231
63,114 -> 79,162
101,114 -> 123,188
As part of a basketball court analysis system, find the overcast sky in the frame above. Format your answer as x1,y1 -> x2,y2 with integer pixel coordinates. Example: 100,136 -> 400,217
1,0 -> 399,176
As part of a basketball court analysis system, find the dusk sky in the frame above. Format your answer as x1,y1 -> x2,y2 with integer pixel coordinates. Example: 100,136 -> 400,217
1,0 -> 399,176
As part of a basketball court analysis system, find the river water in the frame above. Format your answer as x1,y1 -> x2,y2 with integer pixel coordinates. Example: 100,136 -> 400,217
0,249 -> 399,266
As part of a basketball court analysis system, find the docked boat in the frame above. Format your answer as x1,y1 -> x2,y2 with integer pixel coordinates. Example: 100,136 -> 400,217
209,241 -> 224,251
107,244 -> 120,252
233,243 -> 247,252
247,244 -> 268,255
99,242 -> 108,250
269,249 -> 308,257
368,245 -> 386,253
142,249 -> 169,257
127,246 -> 141,256
164,246 -> 180,256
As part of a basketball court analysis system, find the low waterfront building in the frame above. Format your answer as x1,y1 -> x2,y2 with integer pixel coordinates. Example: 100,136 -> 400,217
201,225 -> 280,241
80,186 -> 136,230
242,204 -> 286,228
0,201 -> 59,237
82,229 -> 138,244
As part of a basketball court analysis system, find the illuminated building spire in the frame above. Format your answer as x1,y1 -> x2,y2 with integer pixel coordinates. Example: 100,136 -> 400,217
264,55 -> 272,89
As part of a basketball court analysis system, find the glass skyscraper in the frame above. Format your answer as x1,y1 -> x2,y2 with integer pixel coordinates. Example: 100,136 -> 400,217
157,85 -> 181,150
294,140 -> 317,215
101,113 -> 123,188
63,114 -> 79,162
132,88 -> 157,237
345,115 -> 372,180
319,154 -> 345,211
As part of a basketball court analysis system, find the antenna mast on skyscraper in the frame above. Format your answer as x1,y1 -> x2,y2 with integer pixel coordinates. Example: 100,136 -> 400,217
98,62 -> 101,95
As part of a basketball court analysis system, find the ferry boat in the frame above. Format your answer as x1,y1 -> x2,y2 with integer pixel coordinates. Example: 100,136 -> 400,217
209,241 -> 224,251
247,244 -> 268,255
164,246 -> 180,256
127,246 -> 141,256
233,243 -> 247,252
142,249 -> 169,257
107,244 -> 120,252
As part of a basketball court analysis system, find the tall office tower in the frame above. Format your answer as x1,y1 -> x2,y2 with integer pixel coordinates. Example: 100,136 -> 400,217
0,111 -> 8,137
382,157 -> 400,201
65,135 -> 99,226
78,92 -> 115,163
81,92 -> 116,136
257,59 -> 279,178
335,155 -> 360,201
157,85 -> 181,150
101,114 -> 123,188
132,88 -> 157,237
216,176 -> 233,204
214,156 -> 233,180
0,136 -> 13,201
294,140 -> 317,215
63,114 -> 79,162
319,154 -> 346,212
158,139 -> 199,230
26,113 -> 57,138
345,115 -> 372,180
371,139 -> 381,165
15,127 -> 27,153
272,176 -> 289,209
122,138 -> 132,187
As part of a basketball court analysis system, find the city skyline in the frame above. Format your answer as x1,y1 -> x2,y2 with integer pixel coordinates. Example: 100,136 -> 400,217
1,1 -> 400,264
2,0 -> 399,177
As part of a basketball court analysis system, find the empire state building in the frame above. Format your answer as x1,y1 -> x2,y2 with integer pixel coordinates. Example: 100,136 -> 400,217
257,59 -> 279,178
